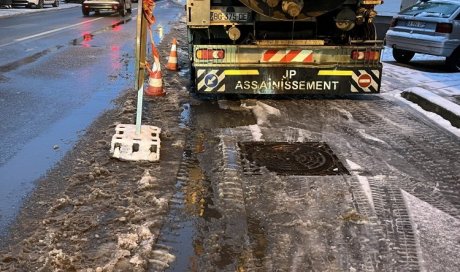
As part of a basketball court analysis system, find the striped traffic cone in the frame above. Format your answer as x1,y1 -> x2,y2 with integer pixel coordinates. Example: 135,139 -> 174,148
145,62 -> 165,97
166,38 -> 178,71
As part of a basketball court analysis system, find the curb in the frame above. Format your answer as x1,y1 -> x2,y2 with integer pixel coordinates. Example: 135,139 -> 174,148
401,87 -> 460,129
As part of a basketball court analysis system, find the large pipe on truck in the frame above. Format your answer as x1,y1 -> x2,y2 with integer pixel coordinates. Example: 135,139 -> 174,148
282,0 -> 304,18
239,0 -> 349,20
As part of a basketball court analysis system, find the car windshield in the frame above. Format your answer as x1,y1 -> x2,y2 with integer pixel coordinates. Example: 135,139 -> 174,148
400,1 -> 459,18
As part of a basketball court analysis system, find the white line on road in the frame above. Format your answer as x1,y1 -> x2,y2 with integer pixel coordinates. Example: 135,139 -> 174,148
0,9 -> 138,49
15,17 -> 104,42
0,17 -> 103,48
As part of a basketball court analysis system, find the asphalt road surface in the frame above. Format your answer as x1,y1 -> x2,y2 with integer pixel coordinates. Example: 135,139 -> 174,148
157,96 -> 460,272
0,2 -> 183,235
0,2 -> 459,271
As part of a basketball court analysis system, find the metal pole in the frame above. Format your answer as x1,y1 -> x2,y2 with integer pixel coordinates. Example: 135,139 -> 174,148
136,83 -> 144,135
134,1 -> 148,135
135,0 -> 147,91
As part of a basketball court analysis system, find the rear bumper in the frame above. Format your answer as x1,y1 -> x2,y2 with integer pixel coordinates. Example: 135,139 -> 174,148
385,30 -> 457,57
12,0 -> 37,5
193,65 -> 382,95
82,1 -> 120,11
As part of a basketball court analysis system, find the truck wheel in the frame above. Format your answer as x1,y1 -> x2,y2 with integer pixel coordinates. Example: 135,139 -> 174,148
392,48 -> 414,63
52,0 -> 59,7
446,49 -> 460,72
82,8 -> 90,16
119,2 -> 126,16
36,0 -> 44,9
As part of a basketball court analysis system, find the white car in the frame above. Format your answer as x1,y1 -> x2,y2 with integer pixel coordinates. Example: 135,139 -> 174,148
82,0 -> 132,16
12,0 -> 59,8
385,0 -> 460,71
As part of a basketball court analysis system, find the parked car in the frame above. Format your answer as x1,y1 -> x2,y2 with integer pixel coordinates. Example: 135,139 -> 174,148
385,0 -> 460,71
12,0 -> 59,8
81,0 -> 132,16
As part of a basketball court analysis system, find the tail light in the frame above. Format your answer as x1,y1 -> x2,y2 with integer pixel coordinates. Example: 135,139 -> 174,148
390,18 -> 398,27
351,50 -> 380,61
112,4 -> 118,10
436,23 -> 453,33
196,49 -> 225,60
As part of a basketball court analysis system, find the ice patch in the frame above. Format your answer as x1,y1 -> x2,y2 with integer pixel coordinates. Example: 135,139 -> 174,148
402,190 -> 460,272
357,176 -> 375,211
334,107 -> 354,121
242,101 -> 281,125
249,124 -> 263,141
357,129 -> 387,144
346,159 -> 363,171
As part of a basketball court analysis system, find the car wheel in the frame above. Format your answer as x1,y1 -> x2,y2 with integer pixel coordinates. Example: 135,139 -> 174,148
446,49 -> 460,72
52,0 -> 59,7
36,0 -> 44,9
119,1 -> 126,16
127,3 -> 132,14
392,48 -> 415,63
82,8 -> 90,16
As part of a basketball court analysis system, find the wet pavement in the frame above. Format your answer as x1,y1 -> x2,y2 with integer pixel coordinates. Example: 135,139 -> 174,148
0,2 -> 459,271
0,1 -> 184,236
151,98 -> 459,271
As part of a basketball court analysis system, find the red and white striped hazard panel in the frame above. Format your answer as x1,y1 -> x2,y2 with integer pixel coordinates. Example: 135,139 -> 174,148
261,50 -> 314,63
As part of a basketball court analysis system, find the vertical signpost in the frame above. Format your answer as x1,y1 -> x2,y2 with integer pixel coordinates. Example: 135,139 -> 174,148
109,0 -> 161,162
135,1 -> 148,134
135,1 -> 147,91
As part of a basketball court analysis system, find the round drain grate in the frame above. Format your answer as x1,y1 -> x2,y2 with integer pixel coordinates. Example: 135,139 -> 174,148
239,142 -> 349,176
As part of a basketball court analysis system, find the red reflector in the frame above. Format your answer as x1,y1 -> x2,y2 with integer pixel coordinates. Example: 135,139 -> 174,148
351,50 -> 380,61
436,23 -> 452,33
196,49 -> 225,60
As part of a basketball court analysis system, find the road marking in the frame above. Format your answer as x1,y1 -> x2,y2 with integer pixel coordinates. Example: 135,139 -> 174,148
14,17 -> 104,42
1,7 -> 139,48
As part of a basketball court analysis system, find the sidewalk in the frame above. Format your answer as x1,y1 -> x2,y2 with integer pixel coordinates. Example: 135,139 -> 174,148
0,2 -> 80,18
381,47 -> 460,135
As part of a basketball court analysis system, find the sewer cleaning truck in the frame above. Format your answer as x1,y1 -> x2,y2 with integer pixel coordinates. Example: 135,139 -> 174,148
186,0 -> 383,95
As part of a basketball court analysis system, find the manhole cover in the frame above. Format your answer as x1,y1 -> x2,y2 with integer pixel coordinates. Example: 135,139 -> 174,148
239,142 -> 349,176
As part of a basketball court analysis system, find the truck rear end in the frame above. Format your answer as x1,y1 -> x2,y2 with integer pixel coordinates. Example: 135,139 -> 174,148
187,0 -> 383,95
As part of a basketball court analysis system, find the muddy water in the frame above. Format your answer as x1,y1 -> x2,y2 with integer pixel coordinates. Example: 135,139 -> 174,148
0,84 -> 119,235
0,0 -> 187,237
152,102 -> 257,271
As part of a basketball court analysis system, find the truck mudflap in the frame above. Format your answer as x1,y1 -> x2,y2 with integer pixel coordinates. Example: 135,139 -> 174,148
194,66 -> 382,94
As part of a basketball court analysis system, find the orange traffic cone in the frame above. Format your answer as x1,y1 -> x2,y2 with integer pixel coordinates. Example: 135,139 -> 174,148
166,38 -> 178,71
145,62 -> 165,97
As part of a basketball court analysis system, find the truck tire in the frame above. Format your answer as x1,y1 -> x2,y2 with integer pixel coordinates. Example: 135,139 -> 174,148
446,49 -> 460,72
82,8 -> 90,16
52,0 -> 59,7
36,0 -> 44,9
392,48 -> 414,63
119,2 -> 126,16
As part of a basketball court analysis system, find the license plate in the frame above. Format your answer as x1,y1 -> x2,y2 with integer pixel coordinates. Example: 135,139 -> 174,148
406,21 -> 426,28
210,11 -> 251,22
